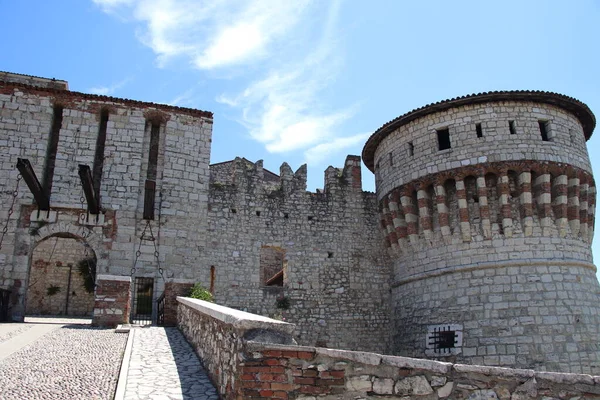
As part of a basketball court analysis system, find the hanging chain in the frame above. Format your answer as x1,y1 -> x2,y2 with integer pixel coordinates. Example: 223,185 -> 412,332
147,221 -> 165,280
0,174 -> 21,251
83,244 -> 97,290
130,220 -> 150,276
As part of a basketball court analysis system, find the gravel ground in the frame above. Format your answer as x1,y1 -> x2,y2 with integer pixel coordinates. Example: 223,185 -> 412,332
0,324 -> 127,400
0,324 -> 33,344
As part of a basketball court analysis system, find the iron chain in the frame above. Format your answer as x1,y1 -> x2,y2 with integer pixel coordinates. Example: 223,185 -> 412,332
0,174 -> 21,251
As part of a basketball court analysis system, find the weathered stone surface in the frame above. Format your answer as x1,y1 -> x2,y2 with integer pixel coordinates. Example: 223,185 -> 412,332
395,376 -> 433,396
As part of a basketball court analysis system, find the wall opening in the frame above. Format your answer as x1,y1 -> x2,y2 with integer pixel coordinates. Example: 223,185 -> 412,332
485,173 -> 501,234
444,179 -> 459,235
539,120 -> 550,142
388,152 -> 394,166
465,176 -> 480,235
425,324 -> 463,356
437,128 -> 451,151
92,108 -> 109,206
475,123 -> 483,138
147,121 -> 161,181
27,234 -> 96,317
408,141 -> 414,157
260,246 -> 286,287
42,105 -> 64,201
210,266 -> 215,294
509,120 -> 516,135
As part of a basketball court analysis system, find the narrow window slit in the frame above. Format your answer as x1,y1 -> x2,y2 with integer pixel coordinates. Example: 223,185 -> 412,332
388,152 -> 394,166
408,141 -> 414,157
509,120 -> 516,135
256,211 -> 261,216
92,109 -> 109,207
539,120 -> 550,142
283,213 -> 289,219
42,105 -> 64,200
475,123 -> 483,138
327,252 -> 334,258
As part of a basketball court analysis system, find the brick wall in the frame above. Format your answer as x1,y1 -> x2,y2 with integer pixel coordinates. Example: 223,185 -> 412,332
92,275 -> 131,327
162,280 -> 193,326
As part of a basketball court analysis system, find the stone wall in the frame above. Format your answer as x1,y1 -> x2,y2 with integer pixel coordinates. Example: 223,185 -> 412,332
177,296 -> 600,400
0,75 -> 213,320
92,274 -> 131,327
206,156 -> 391,353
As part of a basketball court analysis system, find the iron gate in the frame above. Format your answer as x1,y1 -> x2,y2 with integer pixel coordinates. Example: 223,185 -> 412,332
131,277 -> 154,325
156,292 -> 165,326
0,289 -> 10,322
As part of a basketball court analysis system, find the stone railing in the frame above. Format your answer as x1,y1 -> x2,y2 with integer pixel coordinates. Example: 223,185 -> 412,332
177,297 -> 600,399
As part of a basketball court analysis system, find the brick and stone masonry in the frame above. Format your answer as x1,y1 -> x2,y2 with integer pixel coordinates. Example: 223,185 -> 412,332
92,275 -> 131,328
362,91 -> 600,373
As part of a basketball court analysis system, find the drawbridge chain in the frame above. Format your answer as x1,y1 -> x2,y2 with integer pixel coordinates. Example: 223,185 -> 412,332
0,174 -> 21,251
130,220 -> 165,280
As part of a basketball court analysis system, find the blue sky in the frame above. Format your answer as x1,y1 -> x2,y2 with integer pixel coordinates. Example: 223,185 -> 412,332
3,1 -> 600,271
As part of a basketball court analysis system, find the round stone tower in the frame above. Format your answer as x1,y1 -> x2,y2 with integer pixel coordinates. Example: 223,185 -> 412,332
362,91 -> 600,374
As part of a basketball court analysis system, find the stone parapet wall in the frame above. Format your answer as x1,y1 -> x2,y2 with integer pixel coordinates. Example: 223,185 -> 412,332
177,297 -> 600,399
177,296 -> 295,397
92,275 -> 131,327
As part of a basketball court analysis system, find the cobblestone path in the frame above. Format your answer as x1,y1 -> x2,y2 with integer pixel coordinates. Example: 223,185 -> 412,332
0,323 -> 127,400
123,327 -> 219,400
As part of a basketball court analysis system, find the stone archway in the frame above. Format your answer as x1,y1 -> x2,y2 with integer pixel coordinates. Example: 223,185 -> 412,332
25,233 -> 97,317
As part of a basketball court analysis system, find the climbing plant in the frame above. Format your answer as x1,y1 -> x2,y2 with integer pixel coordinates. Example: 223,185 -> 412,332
77,257 -> 97,293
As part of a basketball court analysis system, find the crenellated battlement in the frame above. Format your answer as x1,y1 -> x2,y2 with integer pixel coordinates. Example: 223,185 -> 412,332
209,155 -> 366,199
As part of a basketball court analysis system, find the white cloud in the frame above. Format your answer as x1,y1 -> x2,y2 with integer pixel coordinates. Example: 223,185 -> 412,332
93,0 -> 311,69
88,78 -> 130,96
95,0 -> 365,163
304,133 -> 371,164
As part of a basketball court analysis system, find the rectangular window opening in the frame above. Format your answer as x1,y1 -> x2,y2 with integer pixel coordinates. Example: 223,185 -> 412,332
437,128 -> 451,150
42,105 -> 64,200
408,141 -> 414,157
388,152 -> 394,166
539,120 -> 550,142
475,123 -> 483,138
509,120 -> 516,135
261,246 -> 285,287
256,211 -> 261,216
147,122 -> 161,180
92,109 -> 109,206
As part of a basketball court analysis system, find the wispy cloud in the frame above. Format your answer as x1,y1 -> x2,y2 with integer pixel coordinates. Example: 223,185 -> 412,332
88,78 -> 130,96
167,89 -> 195,107
94,0 -> 363,164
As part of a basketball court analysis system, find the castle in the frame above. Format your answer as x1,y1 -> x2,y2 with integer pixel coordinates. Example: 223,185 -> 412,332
0,72 -> 598,374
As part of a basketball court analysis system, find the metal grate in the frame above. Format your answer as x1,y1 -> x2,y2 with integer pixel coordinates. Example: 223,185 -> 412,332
131,277 -> 154,325
428,326 -> 457,354
0,289 -> 10,322
156,292 -> 165,326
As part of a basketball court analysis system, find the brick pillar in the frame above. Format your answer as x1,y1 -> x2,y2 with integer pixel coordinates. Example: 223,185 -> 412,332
400,187 -> 419,245
455,178 -> 471,242
417,185 -> 433,241
553,174 -> 568,237
435,181 -> 451,242
476,175 -> 491,239
390,189 -> 408,250
588,184 -> 596,243
534,170 -> 552,236
92,275 -> 131,328
163,280 -> 194,327
382,198 -> 398,251
498,171 -> 513,238
518,171 -> 533,236
579,175 -> 589,240
567,175 -> 581,237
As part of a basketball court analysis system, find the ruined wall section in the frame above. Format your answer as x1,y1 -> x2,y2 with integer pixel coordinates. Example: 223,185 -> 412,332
206,156 -> 391,353
0,79 -> 213,319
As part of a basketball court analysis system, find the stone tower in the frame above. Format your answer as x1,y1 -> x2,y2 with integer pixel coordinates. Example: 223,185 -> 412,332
362,91 -> 600,374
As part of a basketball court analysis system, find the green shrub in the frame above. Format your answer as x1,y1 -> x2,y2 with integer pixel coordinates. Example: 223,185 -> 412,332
189,283 -> 214,302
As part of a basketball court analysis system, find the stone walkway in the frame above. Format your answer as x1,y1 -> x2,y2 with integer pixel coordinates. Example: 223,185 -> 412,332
121,327 -> 219,400
0,318 -> 127,399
